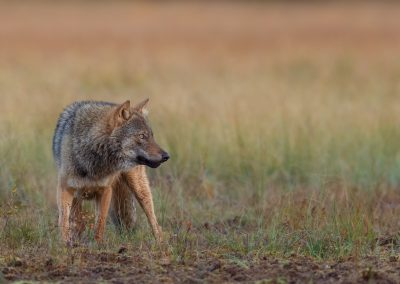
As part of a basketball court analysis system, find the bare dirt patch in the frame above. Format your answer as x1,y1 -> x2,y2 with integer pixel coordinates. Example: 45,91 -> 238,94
2,249 -> 400,283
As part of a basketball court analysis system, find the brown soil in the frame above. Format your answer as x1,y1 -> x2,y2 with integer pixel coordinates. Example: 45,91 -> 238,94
2,249 -> 400,283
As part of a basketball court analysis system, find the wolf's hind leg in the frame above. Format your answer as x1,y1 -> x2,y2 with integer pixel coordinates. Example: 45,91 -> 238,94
70,197 -> 85,241
94,186 -> 112,242
110,176 -> 137,232
57,183 -> 74,244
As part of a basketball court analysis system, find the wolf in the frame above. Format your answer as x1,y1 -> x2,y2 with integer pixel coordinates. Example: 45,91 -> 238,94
52,99 -> 169,244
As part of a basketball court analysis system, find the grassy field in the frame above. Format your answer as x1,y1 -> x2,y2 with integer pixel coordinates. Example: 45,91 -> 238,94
1,2 -> 400,282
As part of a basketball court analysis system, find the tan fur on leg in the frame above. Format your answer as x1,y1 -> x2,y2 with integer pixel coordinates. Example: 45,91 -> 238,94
94,186 -> 113,243
57,183 -> 74,244
124,166 -> 163,242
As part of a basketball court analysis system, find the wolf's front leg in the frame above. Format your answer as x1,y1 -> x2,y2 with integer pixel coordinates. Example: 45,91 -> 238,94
57,183 -> 74,244
125,166 -> 163,242
94,186 -> 113,243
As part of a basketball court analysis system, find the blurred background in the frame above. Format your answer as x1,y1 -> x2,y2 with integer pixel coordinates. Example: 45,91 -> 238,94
1,1 -> 400,259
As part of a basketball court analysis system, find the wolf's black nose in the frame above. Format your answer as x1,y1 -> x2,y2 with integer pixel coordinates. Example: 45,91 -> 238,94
161,152 -> 170,162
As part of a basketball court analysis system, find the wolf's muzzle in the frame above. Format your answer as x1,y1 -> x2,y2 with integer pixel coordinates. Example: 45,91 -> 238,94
136,150 -> 170,168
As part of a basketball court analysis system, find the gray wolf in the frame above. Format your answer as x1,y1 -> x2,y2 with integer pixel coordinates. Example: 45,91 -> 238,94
52,99 -> 169,244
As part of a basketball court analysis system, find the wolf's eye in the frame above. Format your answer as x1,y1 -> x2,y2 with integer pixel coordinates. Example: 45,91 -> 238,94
139,134 -> 146,140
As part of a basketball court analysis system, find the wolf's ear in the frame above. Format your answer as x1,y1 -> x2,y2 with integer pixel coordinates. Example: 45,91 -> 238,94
113,100 -> 131,127
133,98 -> 149,116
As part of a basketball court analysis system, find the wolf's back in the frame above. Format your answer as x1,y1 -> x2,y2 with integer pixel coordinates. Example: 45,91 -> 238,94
52,101 -> 114,168
53,102 -> 82,168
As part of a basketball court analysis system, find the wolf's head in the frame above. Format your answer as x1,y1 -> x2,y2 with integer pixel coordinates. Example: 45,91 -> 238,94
110,99 -> 169,169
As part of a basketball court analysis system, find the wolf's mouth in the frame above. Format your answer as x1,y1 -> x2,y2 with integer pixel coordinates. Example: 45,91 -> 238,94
136,156 -> 162,168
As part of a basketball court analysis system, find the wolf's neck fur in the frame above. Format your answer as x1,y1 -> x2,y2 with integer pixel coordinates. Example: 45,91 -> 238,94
72,119 -> 125,180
